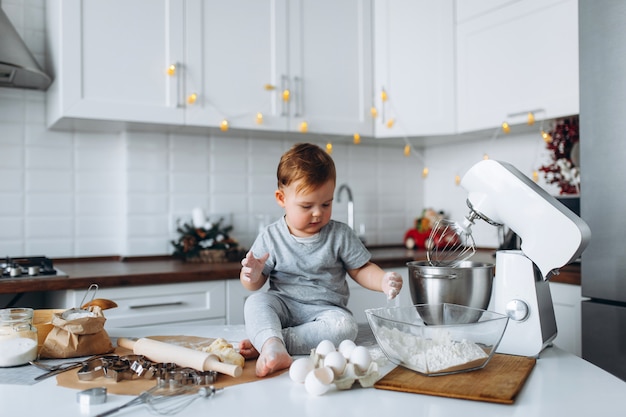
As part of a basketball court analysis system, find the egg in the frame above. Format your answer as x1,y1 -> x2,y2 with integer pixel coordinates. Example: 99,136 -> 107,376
338,339 -> 356,359
304,366 -> 334,396
349,345 -> 372,373
323,350 -> 347,376
315,339 -> 336,357
289,357 -> 315,383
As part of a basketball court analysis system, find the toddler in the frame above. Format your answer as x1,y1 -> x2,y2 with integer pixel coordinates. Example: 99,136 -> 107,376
239,143 -> 403,377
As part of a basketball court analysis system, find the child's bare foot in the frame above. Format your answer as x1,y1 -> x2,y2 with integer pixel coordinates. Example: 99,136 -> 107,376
256,337 -> 293,377
238,339 -> 260,359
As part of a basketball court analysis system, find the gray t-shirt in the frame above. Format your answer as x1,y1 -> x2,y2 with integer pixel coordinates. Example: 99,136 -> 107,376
250,217 -> 371,308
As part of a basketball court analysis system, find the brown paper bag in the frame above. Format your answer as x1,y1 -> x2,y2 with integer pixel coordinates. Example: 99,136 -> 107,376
38,306 -> 114,359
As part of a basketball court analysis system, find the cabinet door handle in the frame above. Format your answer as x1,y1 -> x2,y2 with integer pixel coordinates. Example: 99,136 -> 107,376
167,62 -> 184,108
128,301 -> 185,309
294,76 -> 303,117
280,74 -> 290,116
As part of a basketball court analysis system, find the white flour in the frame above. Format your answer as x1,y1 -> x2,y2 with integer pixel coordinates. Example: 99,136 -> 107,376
0,337 -> 38,367
378,326 -> 488,373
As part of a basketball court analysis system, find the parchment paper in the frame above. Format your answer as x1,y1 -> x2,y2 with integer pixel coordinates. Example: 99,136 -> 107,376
55,335 -> 287,395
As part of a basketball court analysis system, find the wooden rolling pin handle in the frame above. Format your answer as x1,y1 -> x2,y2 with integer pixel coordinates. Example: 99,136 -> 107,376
117,337 -> 137,350
204,355 -> 243,378
116,337 -> 243,378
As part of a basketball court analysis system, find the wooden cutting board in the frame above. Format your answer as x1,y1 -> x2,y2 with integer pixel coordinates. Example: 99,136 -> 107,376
374,354 -> 536,404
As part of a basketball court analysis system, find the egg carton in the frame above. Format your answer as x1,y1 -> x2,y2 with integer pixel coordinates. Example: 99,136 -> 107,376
309,349 -> 380,389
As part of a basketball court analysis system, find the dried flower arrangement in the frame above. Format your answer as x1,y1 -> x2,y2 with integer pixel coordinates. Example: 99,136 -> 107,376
539,116 -> 580,195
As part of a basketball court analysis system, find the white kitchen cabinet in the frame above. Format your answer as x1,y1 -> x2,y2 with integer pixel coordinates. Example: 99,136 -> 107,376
47,281 -> 226,328
46,0 -> 186,129
46,0 -> 372,136
187,0 -> 374,136
373,0 -> 456,137
456,0 -> 579,133
550,281 -> 586,357
282,0 -> 373,136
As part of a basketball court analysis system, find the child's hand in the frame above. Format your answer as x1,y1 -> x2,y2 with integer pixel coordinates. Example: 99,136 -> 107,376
382,272 -> 403,300
241,251 -> 270,283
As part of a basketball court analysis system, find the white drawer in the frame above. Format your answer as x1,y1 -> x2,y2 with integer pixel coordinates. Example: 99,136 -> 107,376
47,281 -> 226,328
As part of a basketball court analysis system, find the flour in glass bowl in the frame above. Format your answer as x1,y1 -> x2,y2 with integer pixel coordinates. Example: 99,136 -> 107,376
377,326 -> 488,374
0,337 -> 38,367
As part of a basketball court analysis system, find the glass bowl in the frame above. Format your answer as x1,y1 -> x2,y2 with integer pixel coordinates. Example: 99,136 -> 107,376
366,303 -> 509,376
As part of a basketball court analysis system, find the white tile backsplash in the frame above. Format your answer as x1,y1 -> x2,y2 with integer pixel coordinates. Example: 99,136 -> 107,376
25,170 -> 73,192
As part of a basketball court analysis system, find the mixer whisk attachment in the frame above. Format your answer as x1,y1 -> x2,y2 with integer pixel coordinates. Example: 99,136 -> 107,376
426,215 -> 477,268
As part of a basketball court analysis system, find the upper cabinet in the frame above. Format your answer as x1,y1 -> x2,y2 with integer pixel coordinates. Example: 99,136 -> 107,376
46,0 -> 373,136
455,0 -> 579,133
46,0 -> 186,129
373,0 -> 456,137
283,0 -> 373,136
45,0 -> 579,138
190,0 -> 374,136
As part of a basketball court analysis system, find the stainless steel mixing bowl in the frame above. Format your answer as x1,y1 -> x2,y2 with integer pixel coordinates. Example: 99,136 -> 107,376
407,260 -> 495,324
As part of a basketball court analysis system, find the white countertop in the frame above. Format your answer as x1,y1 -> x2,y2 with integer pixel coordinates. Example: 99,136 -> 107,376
2,325 -> 625,417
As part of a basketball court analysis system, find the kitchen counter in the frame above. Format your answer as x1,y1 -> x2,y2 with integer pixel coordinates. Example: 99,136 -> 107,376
0,247 -> 580,295
1,324 -> 624,417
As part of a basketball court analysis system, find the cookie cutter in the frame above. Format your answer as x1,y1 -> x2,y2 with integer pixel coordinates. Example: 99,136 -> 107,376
76,387 -> 107,406
76,354 -> 219,385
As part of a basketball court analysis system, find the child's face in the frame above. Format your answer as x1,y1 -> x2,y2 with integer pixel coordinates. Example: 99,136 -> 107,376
275,179 -> 335,237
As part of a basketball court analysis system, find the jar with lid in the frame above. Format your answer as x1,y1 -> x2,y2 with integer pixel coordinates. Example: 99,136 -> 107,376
0,308 -> 38,367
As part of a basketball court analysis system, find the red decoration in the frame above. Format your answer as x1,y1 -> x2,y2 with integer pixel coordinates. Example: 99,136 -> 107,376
538,116 -> 580,195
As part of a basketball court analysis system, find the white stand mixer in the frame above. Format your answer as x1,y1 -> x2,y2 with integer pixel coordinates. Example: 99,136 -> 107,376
460,160 -> 591,357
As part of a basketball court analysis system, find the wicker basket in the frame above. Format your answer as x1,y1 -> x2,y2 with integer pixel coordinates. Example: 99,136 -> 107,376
185,248 -> 245,263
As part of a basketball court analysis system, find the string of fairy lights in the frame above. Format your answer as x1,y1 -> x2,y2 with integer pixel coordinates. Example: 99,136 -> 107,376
169,65 -> 553,184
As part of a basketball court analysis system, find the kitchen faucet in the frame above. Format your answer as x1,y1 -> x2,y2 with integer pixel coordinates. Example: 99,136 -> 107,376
336,184 -> 354,229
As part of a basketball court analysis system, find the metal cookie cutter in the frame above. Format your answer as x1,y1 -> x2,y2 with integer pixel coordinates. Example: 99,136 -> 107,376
76,387 -> 107,406
77,355 -> 119,381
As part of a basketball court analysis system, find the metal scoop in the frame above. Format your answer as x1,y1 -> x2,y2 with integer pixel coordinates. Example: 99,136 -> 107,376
61,283 -> 99,320
426,215 -> 477,268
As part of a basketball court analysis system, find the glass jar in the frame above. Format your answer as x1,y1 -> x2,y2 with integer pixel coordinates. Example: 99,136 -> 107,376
0,308 -> 38,367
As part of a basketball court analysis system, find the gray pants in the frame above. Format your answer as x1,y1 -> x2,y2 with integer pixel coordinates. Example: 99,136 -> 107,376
244,292 -> 359,355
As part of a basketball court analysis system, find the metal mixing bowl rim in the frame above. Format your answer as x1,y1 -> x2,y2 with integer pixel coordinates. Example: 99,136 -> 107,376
406,260 -> 495,270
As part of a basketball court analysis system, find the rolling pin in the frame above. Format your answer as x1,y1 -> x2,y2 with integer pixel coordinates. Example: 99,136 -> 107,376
117,337 -> 243,377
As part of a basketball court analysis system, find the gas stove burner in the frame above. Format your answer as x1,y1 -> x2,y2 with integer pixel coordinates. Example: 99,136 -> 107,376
1,256 -> 59,278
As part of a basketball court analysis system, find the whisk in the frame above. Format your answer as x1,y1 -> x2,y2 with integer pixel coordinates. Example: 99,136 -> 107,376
96,381 -> 221,417
426,214 -> 478,268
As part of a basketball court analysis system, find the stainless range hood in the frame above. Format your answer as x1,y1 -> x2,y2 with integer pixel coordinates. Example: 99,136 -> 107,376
0,8 -> 51,90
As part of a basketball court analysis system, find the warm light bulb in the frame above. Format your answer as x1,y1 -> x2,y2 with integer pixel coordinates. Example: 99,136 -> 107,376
541,130 -> 552,143
167,64 -> 176,76
527,112 -> 535,125
264,84 -> 276,91
299,121 -> 308,133
370,107 -> 378,118
501,122 -> 511,134
404,144 -> 411,156
187,93 -> 197,105
282,89 -> 290,102
256,112 -> 263,124
220,119 -> 229,131
532,170 -> 539,182
483,153 -> 489,160
353,133 -> 361,144
381,89 -> 388,102
326,142 -> 333,154
386,118 -> 395,128
455,174 -> 461,185
422,167 -> 429,178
